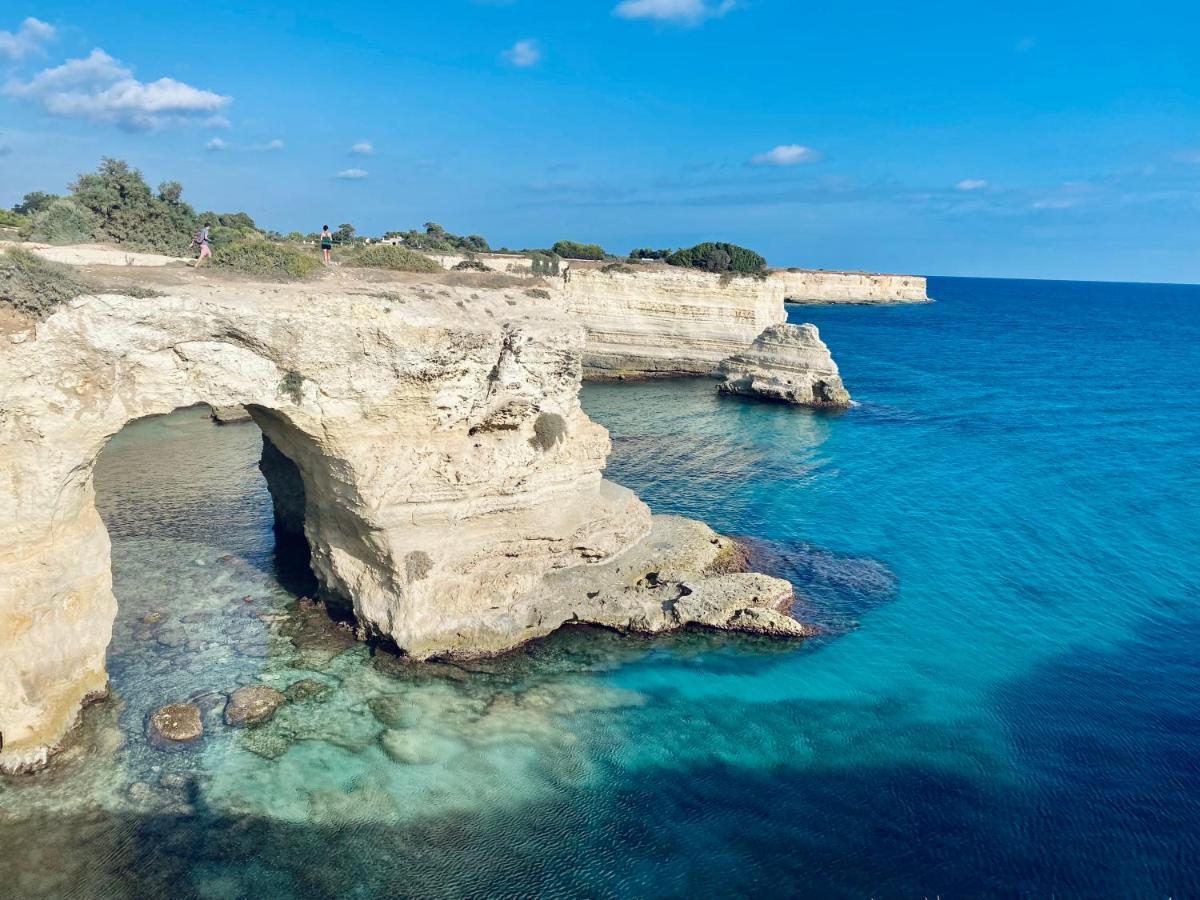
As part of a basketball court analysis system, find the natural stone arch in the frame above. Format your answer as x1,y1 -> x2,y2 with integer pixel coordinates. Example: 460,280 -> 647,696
1,284 -> 803,773
0,289 -> 655,771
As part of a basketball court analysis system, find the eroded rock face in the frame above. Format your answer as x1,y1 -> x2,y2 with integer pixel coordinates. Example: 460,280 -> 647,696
561,267 -> 787,378
718,323 -> 851,408
0,280 -> 805,772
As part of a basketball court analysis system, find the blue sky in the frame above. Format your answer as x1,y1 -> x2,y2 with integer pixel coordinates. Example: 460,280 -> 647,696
1,0 -> 1198,282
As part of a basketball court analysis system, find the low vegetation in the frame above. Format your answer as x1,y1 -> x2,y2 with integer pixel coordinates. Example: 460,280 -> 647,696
666,242 -> 767,275
213,240 -> 321,279
346,244 -> 441,273
628,248 -> 672,261
0,247 -> 90,318
525,288 -> 551,300
551,240 -> 606,261
452,259 -> 490,272
382,222 -> 489,253
529,252 -> 560,277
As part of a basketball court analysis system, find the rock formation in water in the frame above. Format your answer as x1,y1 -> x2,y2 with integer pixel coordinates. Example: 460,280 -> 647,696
0,277 -> 802,773
209,404 -> 252,424
771,269 -> 928,304
717,323 -> 851,408
224,685 -> 286,727
559,267 -> 787,378
147,703 -> 203,743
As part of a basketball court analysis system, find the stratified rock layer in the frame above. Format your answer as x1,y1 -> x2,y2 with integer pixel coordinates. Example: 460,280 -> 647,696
718,323 -> 851,408
0,279 -> 801,772
561,267 -> 787,378
772,269 -> 928,304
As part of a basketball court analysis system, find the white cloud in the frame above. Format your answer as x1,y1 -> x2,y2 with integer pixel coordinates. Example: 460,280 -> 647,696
750,144 -> 820,167
503,39 -> 542,68
255,138 -> 284,151
613,0 -> 736,25
350,140 -> 373,155
205,136 -> 226,151
0,17 -> 56,61
5,49 -> 230,130
337,168 -> 368,179
956,179 -> 989,191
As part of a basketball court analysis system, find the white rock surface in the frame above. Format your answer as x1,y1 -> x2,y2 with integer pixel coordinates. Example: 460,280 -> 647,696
561,267 -> 787,378
718,323 -> 851,408
0,277 -> 802,772
771,269 -> 928,304
2,241 -> 184,268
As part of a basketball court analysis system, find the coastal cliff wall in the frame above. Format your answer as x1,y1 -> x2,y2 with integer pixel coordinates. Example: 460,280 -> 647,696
770,269 -> 928,304
559,268 -> 787,378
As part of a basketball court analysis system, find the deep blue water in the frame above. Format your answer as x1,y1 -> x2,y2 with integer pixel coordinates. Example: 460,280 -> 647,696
2,276 -> 1198,898
580,276 -> 1200,896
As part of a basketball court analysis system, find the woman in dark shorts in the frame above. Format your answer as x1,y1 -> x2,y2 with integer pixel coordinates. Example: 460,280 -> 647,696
320,225 -> 333,264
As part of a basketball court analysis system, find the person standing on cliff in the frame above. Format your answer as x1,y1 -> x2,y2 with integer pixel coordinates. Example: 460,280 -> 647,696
320,225 -> 333,265
192,222 -> 212,267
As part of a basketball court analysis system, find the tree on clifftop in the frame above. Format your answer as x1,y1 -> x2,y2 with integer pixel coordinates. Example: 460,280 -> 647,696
666,242 -> 767,275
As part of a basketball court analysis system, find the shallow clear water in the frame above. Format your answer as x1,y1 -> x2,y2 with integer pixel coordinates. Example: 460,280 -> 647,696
2,276 -> 1199,897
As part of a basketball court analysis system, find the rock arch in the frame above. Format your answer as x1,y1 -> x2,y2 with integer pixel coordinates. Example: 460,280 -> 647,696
0,290 -> 656,771
1,285 -> 803,773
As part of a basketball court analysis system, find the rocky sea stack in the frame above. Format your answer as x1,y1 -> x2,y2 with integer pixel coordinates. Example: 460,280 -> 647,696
718,323 -> 852,408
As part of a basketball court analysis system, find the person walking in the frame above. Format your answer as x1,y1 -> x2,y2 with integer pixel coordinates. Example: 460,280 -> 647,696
192,221 -> 212,267
320,225 -> 333,265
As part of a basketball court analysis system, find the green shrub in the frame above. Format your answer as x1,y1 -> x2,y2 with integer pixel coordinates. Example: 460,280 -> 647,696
601,262 -> 634,274
0,247 -> 91,318
382,222 -> 490,253
213,239 -> 320,279
348,244 -> 440,272
525,288 -> 551,300
629,248 -> 672,261
528,252 -> 560,277
69,158 -> 199,254
24,198 -> 99,245
551,240 -> 606,261
0,209 -> 27,228
13,191 -> 59,217
666,242 -> 767,275
452,259 -> 490,272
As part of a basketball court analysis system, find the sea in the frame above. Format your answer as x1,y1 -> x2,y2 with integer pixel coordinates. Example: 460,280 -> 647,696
1,275 -> 1198,898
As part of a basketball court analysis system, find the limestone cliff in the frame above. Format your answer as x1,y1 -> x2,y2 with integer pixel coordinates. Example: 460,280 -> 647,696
771,269 -> 928,304
560,267 -> 787,378
0,276 -> 803,773
718,323 -> 851,408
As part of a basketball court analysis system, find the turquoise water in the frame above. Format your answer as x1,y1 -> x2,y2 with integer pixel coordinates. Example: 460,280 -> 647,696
2,276 -> 1199,897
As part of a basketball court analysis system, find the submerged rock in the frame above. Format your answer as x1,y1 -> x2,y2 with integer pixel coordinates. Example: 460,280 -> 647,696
717,323 -> 851,408
224,685 -> 286,727
148,703 -> 203,743
284,678 -> 330,702
209,405 -> 253,425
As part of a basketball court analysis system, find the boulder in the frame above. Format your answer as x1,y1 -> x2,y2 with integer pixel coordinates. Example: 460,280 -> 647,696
223,685 -> 285,727
148,703 -> 203,743
718,323 -> 851,408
